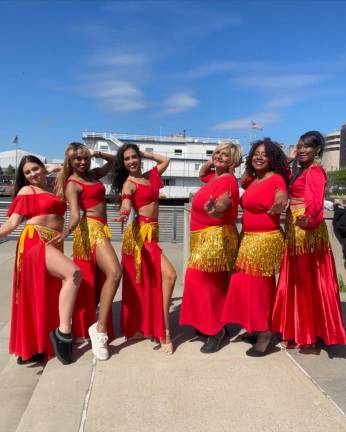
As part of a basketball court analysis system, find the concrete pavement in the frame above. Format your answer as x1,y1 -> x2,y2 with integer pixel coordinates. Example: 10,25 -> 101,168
0,240 -> 345,431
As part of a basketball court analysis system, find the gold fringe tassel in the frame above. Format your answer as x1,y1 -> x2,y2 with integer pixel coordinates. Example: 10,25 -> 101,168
285,207 -> 330,256
122,220 -> 159,282
73,216 -> 111,260
235,230 -> 284,277
187,224 -> 239,273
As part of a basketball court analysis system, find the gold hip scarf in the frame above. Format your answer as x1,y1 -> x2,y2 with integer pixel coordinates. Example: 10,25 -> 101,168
73,216 -> 111,261
187,224 -> 239,273
122,220 -> 159,282
235,230 -> 284,277
286,207 -> 330,256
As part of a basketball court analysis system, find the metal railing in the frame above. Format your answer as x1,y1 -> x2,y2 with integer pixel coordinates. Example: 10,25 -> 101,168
0,202 -> 184,243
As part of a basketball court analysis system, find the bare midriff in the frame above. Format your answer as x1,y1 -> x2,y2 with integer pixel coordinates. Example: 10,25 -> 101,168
137,201 -> 159,222
84,201 -> 107,220
26,214 -> 65,232
289,197 -> 305,208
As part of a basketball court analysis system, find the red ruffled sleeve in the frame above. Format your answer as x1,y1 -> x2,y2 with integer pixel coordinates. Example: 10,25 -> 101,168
149,166 -> 164,190
7,194 -> 38,218
200,172 -> 215,184
304,165 -> 326,229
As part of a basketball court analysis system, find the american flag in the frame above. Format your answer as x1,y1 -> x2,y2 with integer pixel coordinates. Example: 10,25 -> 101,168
251,121 -> 262,130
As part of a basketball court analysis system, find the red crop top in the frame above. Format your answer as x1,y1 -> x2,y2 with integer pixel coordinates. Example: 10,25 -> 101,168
8,187 -> 67,219
66,179 -> 105,211
122,166 -> 163,211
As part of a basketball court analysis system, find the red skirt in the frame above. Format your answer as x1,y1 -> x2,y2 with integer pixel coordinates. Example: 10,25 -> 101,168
222,271 -> 276,332
180,268 -> 229,335
72,217 -> 114,339
121,239 -> 164,340
9,227 -> 61,360
272,250 -> 346,345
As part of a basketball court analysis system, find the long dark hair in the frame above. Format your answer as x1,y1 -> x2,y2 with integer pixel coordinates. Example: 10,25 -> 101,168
246,138 -> 290,184
290,130 -> 325,185
13,155 -> 46,197
299,130 -> 325,157
112,143 -> 141,196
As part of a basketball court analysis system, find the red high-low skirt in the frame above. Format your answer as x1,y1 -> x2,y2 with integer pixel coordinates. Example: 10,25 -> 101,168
9,225 -> 61,360
121,218 -> 164,340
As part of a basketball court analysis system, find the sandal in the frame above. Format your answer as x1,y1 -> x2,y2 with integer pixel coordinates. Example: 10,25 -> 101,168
160,330 -> 173,355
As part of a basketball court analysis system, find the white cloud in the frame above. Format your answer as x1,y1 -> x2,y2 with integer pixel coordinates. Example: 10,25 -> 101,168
213,112 -> 282,131
233,74 -> 321,90
86,52 -> 148,67
77,78 -> 146,113
162,92 -> 198,114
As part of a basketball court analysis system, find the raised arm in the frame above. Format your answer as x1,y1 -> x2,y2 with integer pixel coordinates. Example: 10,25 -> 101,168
141,151 -> 170,176
90,149 -> 116,179
45,163 -> 62,174
199,159 -> 213,178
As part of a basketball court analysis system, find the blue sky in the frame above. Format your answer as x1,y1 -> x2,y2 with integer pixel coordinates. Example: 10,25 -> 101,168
1,0 -> 346,159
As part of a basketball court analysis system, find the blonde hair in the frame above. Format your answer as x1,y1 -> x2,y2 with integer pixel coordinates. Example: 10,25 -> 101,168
213,141 -> 242,170
55,142 -> 90,199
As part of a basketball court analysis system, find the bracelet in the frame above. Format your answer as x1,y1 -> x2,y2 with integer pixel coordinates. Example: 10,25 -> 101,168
120,209 -> 130,216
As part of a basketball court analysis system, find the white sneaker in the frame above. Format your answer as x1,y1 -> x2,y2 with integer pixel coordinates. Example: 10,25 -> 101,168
88,323 -> 109,361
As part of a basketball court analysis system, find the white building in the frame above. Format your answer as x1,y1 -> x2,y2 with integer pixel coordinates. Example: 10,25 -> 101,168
0,149 -> 46,169
323,130 -> 341,172
83,132 -> 241,199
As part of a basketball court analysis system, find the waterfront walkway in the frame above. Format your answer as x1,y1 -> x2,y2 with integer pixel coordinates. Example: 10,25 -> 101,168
1,240 -> 346,432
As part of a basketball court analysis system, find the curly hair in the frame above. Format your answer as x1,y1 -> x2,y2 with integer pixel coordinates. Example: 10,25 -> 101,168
112,143 -> 141,196
246,138 -> 290,183
13,155 -> 46,197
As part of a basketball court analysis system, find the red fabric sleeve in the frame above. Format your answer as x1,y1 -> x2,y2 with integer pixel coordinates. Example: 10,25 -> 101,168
7,194 -> 38,218
274,175 -> 287,194
304,166 -> 326,229
241,174 -> 255,190
200,172 -> 215,184
149,166 -> 164,189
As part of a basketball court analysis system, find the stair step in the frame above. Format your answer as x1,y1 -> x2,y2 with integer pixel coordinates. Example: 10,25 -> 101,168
0,356 -> 43,432
16,343 -> 94,432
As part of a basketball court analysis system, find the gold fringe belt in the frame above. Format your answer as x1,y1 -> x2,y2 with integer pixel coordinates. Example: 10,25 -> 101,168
73,216 -> 111,260
187,224 -> 239,273
285,207 -> 330,256
122,220 -> 159,282
235,230 -> 284,277
16,224 -> 63,303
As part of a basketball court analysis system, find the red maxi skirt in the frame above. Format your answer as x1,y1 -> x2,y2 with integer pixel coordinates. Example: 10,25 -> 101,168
121,217 -> 164,340
272,209 -> 346,345
72,216 -> 114,339
10,224 -> 61,360
180,224 -> 239,335
222,230 -> 284,332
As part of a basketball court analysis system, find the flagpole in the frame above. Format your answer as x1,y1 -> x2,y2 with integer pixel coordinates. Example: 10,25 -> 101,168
15,138 -> 18,178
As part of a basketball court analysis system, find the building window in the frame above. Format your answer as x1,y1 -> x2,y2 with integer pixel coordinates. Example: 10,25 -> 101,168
206,150 -> 213,156
174,149 -> 182,155
145,147 -> 153,152
163,178 -> 175,186
195,164 -> 200,170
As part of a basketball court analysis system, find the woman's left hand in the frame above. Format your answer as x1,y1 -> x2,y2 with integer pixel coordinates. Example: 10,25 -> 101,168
46,230 -> 69,246
295,215 -> 309,227
204,195 -> 218,216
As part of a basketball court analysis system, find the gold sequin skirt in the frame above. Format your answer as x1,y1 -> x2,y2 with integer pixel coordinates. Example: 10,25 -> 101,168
122,220 -> 159,282
187,224 -> 239,273
235,230 -> 284,277
286,207 -> 330,256
73,217 -> 111,261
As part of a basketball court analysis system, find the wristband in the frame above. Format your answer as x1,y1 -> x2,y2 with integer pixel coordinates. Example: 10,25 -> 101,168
120,209 -> 130,216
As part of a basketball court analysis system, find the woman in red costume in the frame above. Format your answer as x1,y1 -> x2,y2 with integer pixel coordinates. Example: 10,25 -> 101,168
272,131 -> 346,346
113,144 -> 176,354
55,143 -> 121,361
180,142 -> 241,353
0,155 -> 81,365
222,139 -> 289,356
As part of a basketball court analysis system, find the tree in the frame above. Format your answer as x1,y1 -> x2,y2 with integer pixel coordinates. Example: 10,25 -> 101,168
0,166 -> 3,176
4,165 -> 15,175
